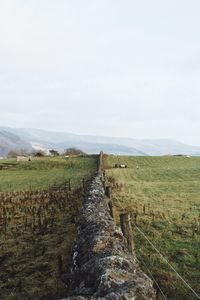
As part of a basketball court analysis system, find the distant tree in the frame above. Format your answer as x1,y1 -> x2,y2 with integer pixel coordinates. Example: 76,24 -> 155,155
63,147 -> 86,156
49,149 -> 60,156
33,150 -> 46,157
7,149 -> 30,158
7,150 -> 20,158
20,149 -> 30,156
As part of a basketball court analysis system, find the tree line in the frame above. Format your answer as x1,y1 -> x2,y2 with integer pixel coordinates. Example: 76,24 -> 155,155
7,147 -> 86,158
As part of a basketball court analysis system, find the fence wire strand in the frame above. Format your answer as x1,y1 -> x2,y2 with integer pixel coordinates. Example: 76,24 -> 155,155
137,250 -> 168,300
132,221 -> 200,299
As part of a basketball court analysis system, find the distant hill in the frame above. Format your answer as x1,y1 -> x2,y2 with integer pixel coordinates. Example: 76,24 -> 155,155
1,126 -> 200,156
0,130 -> 32,156
57,141 -> 146,156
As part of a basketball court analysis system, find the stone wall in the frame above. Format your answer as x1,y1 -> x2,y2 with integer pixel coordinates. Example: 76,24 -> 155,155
62,154 -> 156,300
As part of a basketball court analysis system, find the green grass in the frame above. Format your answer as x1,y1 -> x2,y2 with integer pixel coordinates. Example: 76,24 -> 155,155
105,155 -> 200,300
0,155 -> 98,300
0,155 -> 97,192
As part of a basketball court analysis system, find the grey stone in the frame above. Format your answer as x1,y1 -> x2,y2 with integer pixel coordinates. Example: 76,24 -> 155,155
62,171 -> 156,300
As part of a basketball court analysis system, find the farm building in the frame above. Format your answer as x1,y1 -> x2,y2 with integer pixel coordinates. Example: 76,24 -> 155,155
17,156 -> 32,162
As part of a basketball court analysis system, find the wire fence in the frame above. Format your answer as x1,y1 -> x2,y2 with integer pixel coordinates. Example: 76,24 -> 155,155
137,250 -> 168,300
132,220 -> 200,300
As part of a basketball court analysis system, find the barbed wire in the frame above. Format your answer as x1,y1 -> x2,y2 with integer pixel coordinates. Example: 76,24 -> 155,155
137,235 -> 190,298
137,250 -> 168,300
132,221 -> 200,299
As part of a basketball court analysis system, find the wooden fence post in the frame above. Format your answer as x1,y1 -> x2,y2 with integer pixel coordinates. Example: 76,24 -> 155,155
105,186 -> 112,198
68,179 -> 71,191
98,151 -> 104,173
82,178 -> 85,189
105,186 -> 115,221
108,201 -> 114,219
120,213 -> 134,255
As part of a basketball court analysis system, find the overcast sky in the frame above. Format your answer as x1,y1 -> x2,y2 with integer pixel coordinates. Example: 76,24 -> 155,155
0,0 -> 200,145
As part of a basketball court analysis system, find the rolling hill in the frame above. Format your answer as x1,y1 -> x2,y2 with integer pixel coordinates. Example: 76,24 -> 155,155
1,126 -> 200,156
0,130 -> 32,157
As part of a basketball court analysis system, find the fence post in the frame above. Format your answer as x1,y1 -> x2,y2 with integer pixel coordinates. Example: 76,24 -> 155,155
120,213 -> 134,255
102,170 -> 106,188
105,186 -> 111,198
98,151 -> 104,173
108,200 -> 114,219
82,178 -> 85,189
105,186 -> 115,221
68,179 -> 71,191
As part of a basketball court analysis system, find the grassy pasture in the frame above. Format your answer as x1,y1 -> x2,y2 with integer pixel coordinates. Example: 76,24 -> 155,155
105,155 -> 200,300
0,155 -> 98,300
0,156 -> 97,192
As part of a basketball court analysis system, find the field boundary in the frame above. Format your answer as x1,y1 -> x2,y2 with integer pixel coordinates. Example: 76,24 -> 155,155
63,152 -> 156,299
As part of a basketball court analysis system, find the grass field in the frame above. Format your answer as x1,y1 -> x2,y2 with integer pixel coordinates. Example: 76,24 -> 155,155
0,155 -> 98,300
105,155 -> 200,300
0,155 -> 97,192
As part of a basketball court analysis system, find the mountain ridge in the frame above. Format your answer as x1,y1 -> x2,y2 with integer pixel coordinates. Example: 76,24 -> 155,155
0,126 -> 200,157
0,130 -> 32,157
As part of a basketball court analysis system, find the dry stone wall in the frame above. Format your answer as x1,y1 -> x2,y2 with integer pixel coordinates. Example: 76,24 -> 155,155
62,154 -> 156,300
